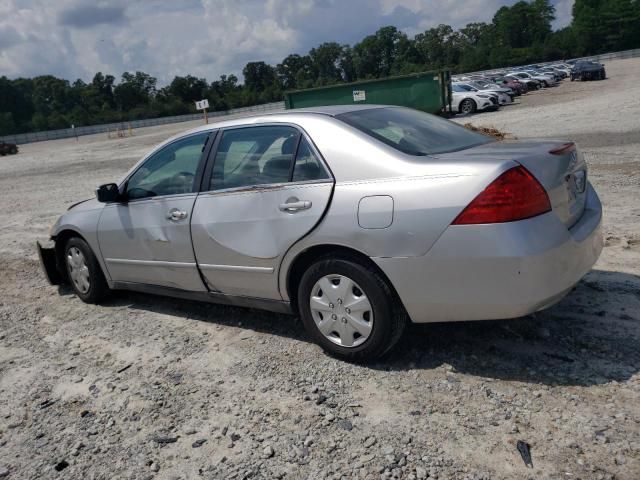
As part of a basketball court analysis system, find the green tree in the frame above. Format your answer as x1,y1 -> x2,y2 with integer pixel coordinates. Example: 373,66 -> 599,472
352,26 -> 413,78
166,75 -> 208,104
0,76 -> 34,133
573,0 -> 640,54
276,54 -> 314,90
243,62 -> 279,93
415,24 -> 463,69
113,71 -> 157,111
308,42 -> 344,85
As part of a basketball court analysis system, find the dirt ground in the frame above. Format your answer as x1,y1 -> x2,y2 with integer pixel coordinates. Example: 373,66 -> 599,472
0,58 -> 639,480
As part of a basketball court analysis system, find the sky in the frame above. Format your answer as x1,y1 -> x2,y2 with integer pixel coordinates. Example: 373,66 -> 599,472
0,0 -> 574,85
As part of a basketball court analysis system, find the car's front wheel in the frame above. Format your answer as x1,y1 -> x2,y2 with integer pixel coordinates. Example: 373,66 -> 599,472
64,237 -> 110,303
298,257 -> 405,361
459,99 -> 476,114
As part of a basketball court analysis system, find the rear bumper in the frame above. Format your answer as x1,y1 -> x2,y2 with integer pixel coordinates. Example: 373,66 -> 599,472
37,241 -> 62,285
375,184 -> 603,323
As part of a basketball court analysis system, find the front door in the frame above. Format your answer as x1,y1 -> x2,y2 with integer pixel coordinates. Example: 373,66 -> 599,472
98,132 -> 211,291
191,125 -> 334,299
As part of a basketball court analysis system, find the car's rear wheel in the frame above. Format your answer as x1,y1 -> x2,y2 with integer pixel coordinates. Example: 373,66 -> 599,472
64,237 -> 110,303
9,146 -> 17,154
298,257 -> 405,361
460,99 -> 476,115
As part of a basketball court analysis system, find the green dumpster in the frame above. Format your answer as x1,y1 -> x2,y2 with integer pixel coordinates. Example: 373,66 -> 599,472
284,71 -> 451,114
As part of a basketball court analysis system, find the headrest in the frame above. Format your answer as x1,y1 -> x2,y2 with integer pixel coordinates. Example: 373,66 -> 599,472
282,136 -> 297,155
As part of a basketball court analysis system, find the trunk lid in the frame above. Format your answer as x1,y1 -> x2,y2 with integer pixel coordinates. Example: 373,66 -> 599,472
449,139 -> 588,228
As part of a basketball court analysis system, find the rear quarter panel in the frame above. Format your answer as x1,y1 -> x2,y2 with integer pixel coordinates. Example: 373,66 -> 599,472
278,161 -> 512,301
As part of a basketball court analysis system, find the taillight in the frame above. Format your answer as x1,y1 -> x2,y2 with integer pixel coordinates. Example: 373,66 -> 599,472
549,142 -> 576,155
452,166 -> 551,225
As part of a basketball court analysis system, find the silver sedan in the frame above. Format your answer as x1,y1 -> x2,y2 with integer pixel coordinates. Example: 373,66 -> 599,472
38,105 -> 603,360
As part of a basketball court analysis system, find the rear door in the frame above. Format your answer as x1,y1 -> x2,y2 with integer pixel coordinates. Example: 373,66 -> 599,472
191,125 -> 334,299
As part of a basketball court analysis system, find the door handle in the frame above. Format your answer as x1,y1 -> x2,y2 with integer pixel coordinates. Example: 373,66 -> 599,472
278,200 -> 312,212
167,208 -> 188,221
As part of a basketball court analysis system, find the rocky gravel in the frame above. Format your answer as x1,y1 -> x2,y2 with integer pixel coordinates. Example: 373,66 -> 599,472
1,58 -> 639,479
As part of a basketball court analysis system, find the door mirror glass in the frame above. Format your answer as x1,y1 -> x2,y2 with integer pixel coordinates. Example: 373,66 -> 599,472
96,183 -> 120,203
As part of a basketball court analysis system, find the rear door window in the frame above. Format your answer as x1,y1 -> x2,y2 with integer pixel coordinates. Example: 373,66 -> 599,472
292,138 -> 330,182
210,126 -> 299,190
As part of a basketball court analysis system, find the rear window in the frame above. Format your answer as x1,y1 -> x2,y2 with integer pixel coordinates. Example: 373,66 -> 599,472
336,107 -> 493,156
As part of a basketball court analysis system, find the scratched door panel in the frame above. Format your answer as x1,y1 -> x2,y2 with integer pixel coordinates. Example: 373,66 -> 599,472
191,182 -> 333,299
97,194 -> 205,291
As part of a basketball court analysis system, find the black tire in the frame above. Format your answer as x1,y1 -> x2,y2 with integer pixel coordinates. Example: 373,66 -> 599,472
64,237 -> 110,303
298,256 -> 406,361
9,146 -> 17,154
459,98 -> 476,115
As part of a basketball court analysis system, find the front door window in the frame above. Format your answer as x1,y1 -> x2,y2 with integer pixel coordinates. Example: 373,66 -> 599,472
127,132 -> 209,200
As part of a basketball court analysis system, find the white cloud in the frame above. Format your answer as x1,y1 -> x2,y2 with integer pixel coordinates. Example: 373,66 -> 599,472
552,0 -> 574,30
0,0 -> 575,85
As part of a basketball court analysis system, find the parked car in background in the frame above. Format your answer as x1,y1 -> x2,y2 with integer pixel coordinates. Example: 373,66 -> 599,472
450,84 -> 498,114
571,61 -> 606,81
522,70 -> 558,87
555,63 -> 574,71
491,76 -> 527,95
506,72 -> 543,90
38,105 -> 603,360
549,64 -> 572,77
540,66 -> 566,80
453,83 -> 501,108
461,81 -> 514,104
0,140 -> 19,156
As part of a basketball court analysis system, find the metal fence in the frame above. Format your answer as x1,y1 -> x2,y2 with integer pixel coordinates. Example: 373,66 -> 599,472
0,101 -> 285,145
456,47 -> 640,78
571,48 -> 640,63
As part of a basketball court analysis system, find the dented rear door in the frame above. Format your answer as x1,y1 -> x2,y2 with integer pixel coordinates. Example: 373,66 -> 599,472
191,126 -> 333,300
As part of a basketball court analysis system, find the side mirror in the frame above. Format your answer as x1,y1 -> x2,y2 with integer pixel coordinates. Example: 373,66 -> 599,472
96,183 -> 121,203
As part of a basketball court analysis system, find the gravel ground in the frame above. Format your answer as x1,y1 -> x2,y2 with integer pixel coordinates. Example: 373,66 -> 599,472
1,58 -> 639,480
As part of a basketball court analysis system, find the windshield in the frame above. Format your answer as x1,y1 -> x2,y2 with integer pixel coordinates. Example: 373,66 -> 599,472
336,107 -> 493,156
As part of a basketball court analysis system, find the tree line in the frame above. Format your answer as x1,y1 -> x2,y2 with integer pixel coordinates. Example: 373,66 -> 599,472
1,0 -> 638,136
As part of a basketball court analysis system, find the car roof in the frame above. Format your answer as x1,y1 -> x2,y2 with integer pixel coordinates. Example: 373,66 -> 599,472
166,104 -> 399,140
279,104 -> 387,116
